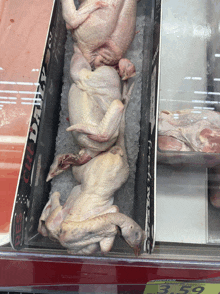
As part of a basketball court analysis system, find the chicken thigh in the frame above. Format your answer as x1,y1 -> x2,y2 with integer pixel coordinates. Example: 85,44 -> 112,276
38,83 -> 145,255
61,0 -> 138,79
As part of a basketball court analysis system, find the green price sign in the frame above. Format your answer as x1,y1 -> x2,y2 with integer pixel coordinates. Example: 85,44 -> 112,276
144,281 -> 220,294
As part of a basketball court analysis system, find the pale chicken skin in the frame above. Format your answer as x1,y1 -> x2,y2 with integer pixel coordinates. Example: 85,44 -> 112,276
68,45 -> 124,154
38,83 -> 145,255
46,46 -> 126,181
61,0 -> 138,79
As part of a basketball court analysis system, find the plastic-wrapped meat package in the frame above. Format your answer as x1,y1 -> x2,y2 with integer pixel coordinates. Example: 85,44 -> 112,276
158,109 -> 220,153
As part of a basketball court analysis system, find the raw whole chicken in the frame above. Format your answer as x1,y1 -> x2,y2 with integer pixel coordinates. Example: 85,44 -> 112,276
38,83 -> 145,255
61,0 -> 138,79
158,109 -> 220,153
46,45 -> 126,181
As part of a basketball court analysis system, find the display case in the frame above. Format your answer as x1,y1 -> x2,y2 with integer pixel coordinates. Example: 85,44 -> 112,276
2,0 -> 220,288
156,0 -> 220,248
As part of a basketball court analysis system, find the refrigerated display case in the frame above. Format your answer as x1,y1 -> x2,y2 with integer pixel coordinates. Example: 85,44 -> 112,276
2,0 -> 220,289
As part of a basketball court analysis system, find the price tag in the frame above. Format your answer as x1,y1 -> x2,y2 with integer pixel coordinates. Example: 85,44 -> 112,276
144,281 -> 220,294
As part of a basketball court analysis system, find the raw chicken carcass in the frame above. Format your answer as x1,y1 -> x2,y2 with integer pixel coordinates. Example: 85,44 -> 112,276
61,0 -> 138,79
158,109 -> 220,153
38,83 -> 145,255
46,45 -> 126,181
